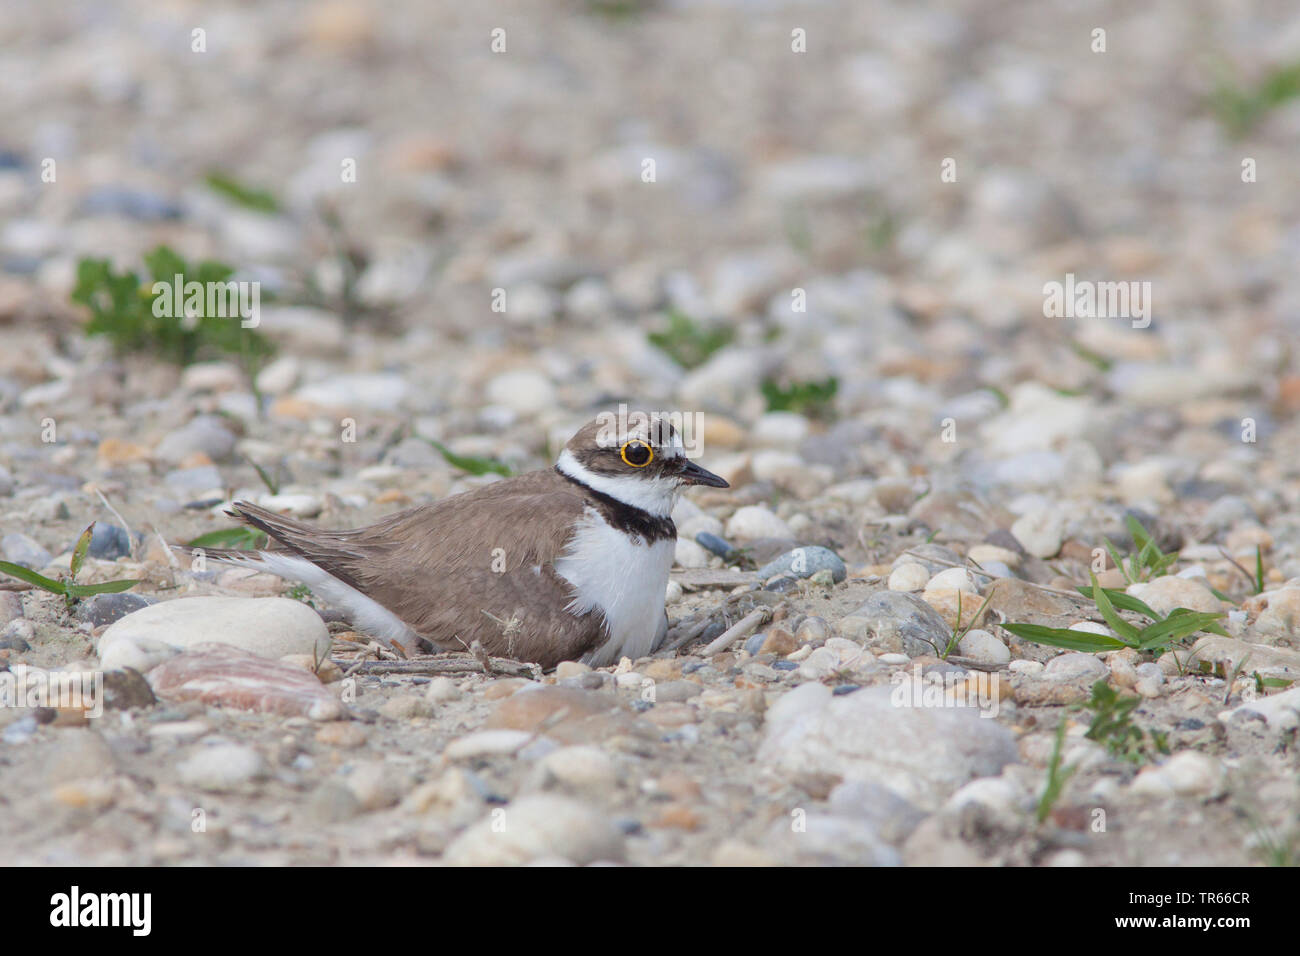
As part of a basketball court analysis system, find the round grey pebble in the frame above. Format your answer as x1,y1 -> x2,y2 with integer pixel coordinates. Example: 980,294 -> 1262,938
758,545 -> 847,583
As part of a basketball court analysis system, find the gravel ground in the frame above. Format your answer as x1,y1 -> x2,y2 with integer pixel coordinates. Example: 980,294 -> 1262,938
2,0 -> 1300,866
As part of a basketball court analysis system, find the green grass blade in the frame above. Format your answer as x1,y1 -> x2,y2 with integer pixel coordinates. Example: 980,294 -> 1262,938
1076,586 -> 1160,622
0,560 -> 66,594
1090,572 -> 1141,644
1136,609 -> 1225,650
1102,537 -> 1132,584
1000,621 -> 1126,652
65,579 -> 140,597
186,527 -> 268,550
425,439 -> 512,477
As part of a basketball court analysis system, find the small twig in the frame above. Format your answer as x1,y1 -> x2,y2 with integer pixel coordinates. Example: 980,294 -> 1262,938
1217,547 -> 1257,592
701,608 -> 770,657
94,488 -> 138,560
335,656 -> 541,679
151,527 -> 180,569
659,615 -> 714,655
900,549 -> 1085,599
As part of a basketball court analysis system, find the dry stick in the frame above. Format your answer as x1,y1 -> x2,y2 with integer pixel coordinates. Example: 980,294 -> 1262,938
659,615 -> 714,655
338,656 -> 541,680
900,549 -> 1086,599
93,488 -> 140,561
701,608 -> 770,657
1217,547 -> 1259,591
151,527 -> 181,569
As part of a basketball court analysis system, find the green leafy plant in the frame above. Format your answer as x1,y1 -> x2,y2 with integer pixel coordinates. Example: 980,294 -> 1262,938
186,527 -> 268,551
425,439 -> 512,477
760,375 -> 838,418
1037,719 -> 1079,824
0,524 -> 139,611
72,245 -> 274,369
1081,679 -> 1168,765
204,171 -> 281,214
647,309 -> 735,370
1211,60 -> 1300,137
1103,515 -> 1177,584
1002,572 -> 1226,657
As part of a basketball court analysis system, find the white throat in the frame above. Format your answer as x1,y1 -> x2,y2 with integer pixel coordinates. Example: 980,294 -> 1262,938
555,448 -> 680,517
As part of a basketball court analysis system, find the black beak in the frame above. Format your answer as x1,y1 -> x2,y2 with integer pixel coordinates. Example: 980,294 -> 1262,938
677,459 -> 729,488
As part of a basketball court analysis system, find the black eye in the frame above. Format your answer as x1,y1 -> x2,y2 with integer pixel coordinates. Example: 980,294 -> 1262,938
620,439 -> 653,467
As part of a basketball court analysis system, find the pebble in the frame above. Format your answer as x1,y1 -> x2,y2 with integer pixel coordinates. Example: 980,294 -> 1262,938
759,685 -> 1017,809
163,465 -> 224,493
315,722 -> 368,748
752,411 -> 811,447
1042,653 -> 1109,683
47,730 -> 118,785
1127,576 -> 1223,616
926,567 -> 978,593
827,779 -> 927,844
1,532 -> 52,569
306,783 -> 362,824
485,369 -> 556,414
379,695 -> 435,720
956,629 -> 1011,665
98,596 -> 332,669
344,761 -> 411,811
1130,752 -> 1226,798
535,746 -> 618,794
484,686 -> 630,744
968,544 -> 1022,570
757,546 -> 846,583
725,506 -> 795,541
694,531 -> 732,557
177,743 -> 265,791
674,538 -> 712,569
1010,507 -> 1065,558
888,562 -> 930,592
443,729 -> 538,760
84,523 -> 133,560
148,644 -> 344,720
425,677 -> 462,703
75,592 -> 153,628
443,796 -> 626,865
1253,587 -> 1300,640
153,415 -> 237,464
848,591 -> 952,657
0,591 -> 23,623
295,373 -> 409,411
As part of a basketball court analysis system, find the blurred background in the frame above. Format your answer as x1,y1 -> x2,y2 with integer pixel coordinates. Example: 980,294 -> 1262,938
1,0 -> 1299,513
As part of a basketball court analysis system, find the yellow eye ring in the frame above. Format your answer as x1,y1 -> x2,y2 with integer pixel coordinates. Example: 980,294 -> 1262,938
620,439 -> 654,467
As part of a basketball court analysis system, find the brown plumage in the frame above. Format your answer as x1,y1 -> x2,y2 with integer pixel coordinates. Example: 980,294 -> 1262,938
189,415 -> 728,668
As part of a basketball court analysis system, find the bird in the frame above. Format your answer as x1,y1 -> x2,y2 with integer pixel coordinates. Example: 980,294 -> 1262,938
185,414 -> 728,668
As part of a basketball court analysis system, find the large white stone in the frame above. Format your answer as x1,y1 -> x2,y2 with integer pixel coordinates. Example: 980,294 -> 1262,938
98,597 -> 331,672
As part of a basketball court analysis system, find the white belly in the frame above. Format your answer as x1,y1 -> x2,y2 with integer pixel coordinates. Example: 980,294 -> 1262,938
554,509 -> 674,667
